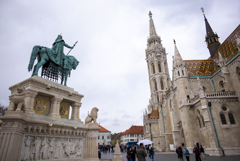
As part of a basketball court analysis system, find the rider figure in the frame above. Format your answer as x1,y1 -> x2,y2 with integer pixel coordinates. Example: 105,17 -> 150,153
52,35 -> 74,69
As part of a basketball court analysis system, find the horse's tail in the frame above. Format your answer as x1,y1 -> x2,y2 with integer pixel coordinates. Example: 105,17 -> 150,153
28,45 -> 41,71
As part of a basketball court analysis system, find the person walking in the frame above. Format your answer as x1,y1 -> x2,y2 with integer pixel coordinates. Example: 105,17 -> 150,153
127,147 -> 133,161
184,147 -> 190,161
200,145 -> 205,160
177,146 -> 184,161
131,146 -> 136,161
98,149 -> 101,159
193,145 -> 202,161
136,143 -> 147,161
149,147 -> 154,160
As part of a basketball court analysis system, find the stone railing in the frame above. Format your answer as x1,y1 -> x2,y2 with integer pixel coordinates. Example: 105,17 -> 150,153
189,94 -> 200,103
205,91 -> 236,98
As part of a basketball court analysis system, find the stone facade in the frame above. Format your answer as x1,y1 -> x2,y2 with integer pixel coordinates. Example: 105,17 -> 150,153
143,12 -> 240,156
0,76 -> 100,161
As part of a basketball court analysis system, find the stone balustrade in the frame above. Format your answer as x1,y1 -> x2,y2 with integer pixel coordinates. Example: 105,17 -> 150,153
205,91 -> 236,98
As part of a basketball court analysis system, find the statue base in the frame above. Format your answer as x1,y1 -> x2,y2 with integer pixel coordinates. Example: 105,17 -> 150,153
0,76 -> 100,161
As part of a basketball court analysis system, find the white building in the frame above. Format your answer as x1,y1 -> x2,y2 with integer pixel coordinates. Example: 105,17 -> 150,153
121,125 -> 144,145
98,125 -> 111,145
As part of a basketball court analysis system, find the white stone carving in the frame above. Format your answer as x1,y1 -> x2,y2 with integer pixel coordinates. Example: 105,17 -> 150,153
85,107 -> 99,124
8,87 -> 26,111
21,135 -> 83,161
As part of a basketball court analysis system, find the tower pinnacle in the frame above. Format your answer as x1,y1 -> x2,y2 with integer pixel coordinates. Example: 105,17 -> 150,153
149,11 -> 157,37
201,8 -> 220,58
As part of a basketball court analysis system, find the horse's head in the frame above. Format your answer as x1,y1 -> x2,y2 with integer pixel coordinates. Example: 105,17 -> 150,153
66,56 -> 79,70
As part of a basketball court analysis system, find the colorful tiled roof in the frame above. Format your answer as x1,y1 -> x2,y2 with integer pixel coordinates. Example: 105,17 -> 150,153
149,110 -> 159,119
184,25 -> 240,76
122,125 -> 143,135
99,125 -> 110,132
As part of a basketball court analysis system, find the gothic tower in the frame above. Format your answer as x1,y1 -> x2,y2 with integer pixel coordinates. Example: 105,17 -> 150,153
202,8 -> 220,58
146,11 -> 171,112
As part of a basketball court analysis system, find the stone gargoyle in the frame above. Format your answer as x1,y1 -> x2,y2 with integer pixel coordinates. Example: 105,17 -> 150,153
85,107 -> 99,124
8,87 -> 26,112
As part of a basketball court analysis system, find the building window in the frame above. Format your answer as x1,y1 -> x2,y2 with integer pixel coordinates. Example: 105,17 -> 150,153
98,135 -> 100,139
228,113 -> 236,124
222,106 -> 227,111
202,116 -> 205,127
154,80 -> 157,91
158,63 -> 161,73
152,64 -> 155,74
182,70 -> 184,75
198,117 -> 201,128
220,114 -> 227,124
130,139 -> 134,141
203,86 -> 206,92
130,134 -> 134,137
219,81 -> 224,88
157,96 -> 159,103
178,71 -> 180,76
102,136 -> 104,139
160,79 -> 164,90
107,136 -> 110,139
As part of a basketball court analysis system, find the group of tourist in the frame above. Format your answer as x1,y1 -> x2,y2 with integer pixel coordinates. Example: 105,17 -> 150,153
126,143 -> 154,161
176,144 -> 205,161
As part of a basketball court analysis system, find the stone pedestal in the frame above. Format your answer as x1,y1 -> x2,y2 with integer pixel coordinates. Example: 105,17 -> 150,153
112,141 -> 123,161
0,76 -> 100,161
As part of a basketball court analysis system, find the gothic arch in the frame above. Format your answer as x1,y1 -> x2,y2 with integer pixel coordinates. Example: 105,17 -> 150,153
152,63 -> 155,74
158,62 -> 161,73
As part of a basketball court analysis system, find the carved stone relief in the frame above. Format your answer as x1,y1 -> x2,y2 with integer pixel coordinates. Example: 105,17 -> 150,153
21,135 -> 83,161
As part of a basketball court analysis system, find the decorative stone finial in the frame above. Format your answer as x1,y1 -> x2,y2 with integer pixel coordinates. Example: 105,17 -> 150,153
173,39 -> 176,44
201,7 -> 205,15
218,51 -> 226,67
149,11 -> 152,18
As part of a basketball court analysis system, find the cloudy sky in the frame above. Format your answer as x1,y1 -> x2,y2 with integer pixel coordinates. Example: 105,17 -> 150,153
0,0 -> 239,133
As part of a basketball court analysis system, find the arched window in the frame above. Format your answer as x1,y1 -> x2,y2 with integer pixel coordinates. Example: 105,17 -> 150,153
203,86 -> 206,92
152,64 -> 155,74
182,70 -> 184,75
219,81 -> 224,88
178,71 -> 180,76
198,117 -> 201,128
202,116 -> 205,127
160,79 -> 164,90
158,63 -> 161,73
220,114 -> 227,124
154,80 -> 157,91
157,96 -> 159,103
228,113 -> 236,124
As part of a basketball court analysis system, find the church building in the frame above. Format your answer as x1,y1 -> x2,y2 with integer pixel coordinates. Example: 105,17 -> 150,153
143,10 -> 240,156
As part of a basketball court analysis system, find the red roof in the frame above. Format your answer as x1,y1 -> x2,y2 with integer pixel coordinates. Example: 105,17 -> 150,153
99,125 -> 110,132
122,125 -> 143,135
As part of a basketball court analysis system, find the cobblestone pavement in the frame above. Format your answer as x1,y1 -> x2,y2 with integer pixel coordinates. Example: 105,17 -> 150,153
101,151 -> 240,161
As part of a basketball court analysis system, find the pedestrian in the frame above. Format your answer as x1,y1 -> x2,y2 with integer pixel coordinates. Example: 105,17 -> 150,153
149,147 -> 154,160
131,146 -> 136,161
127,147 -> 133,161
108,145 -> 110,153
184,147 -> 190,161
111,145 -> 114,153
136,143 -> 147,161
193,145 -> 202,161
177,146 -> 184,161
146,145 -> 149,154
98,149 -> 101,159
200,145 -> 205,160
176,146 -> 179,155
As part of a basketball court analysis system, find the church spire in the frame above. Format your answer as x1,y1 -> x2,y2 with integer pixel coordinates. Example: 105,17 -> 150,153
173,40 -> 185,67
149,11 -> 157,37
201,8 -> 220,58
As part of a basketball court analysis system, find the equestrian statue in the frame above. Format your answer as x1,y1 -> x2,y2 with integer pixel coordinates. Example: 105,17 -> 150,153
28,35 -> 79,86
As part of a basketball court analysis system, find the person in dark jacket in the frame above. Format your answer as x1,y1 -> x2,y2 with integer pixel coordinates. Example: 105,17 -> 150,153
193,145 -> 202,161
177,146 -> 184,161
149,147 -> 154,159
184,147 -> 190,161
200,145 -> 205,160
136,143 -> 147,161
131,146 -> 136,161
127,147 -> 133,161
98,149 -> 101,159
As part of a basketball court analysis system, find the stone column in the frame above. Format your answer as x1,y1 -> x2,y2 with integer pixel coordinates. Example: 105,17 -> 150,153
84,130 -> 99,161
71,102 -> 81,121
49,96 -> 63,118
24,90 -> 38,115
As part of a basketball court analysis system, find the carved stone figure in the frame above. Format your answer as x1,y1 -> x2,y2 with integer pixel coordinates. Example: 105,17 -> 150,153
8,87 -> 26,111
54,138 -> 61,159
85,107 -> 99,124
22,136 -> 32,161
48,138 -> 55,159
40,137 -> 49,160
32,137 -> 41,160
34,101 -> 44,111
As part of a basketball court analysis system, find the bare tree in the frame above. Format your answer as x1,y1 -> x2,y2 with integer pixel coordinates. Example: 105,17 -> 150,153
0,104 -> 8,116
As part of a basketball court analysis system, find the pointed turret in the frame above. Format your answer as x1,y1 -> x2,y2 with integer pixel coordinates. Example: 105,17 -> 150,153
201,8 -> 220,58
173,40 -> 185,67
149,11 -> 157,37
